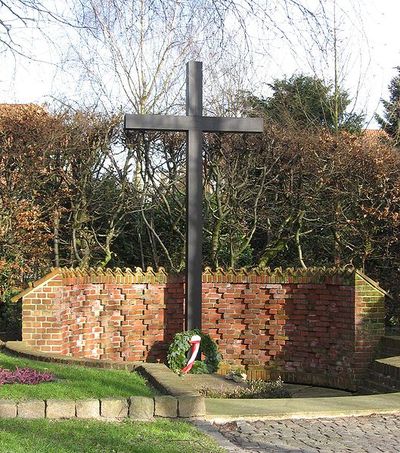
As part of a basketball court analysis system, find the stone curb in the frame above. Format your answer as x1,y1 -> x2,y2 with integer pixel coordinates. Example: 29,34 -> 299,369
5,342 -> 142,371
0,395 -> 205,419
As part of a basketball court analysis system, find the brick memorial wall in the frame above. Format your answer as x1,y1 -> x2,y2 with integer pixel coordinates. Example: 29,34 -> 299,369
15,267 -> 386,390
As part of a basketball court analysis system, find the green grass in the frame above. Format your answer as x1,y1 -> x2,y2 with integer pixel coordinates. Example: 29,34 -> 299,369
0,352 -> 154,400
0,419 -> 225,453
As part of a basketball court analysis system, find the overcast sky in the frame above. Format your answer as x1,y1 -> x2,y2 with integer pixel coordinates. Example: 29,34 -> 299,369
1,0 -> 399,128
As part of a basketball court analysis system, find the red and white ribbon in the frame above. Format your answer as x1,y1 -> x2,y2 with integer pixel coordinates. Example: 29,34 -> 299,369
181,335 -> 201,374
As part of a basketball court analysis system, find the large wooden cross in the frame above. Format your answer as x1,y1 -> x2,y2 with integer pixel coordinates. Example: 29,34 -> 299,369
124,61 -> 263,331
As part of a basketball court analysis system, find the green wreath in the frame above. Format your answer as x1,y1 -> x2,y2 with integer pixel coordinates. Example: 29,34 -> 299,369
167,329 -> 221,374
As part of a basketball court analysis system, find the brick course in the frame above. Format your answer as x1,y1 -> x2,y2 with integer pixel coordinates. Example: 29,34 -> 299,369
16,267 -> 386,390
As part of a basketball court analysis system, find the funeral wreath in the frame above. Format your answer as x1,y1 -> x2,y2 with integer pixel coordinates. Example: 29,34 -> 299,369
167,329 -> 221,374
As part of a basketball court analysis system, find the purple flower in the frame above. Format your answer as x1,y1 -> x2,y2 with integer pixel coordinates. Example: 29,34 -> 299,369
0,367 -> 55,385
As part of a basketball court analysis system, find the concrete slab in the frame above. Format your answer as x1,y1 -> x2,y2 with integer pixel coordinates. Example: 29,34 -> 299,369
183,374 -> 247,393
285,383 -> 351,398
205,392 -> 400,421
187,374 -> 352,398
377,356 -> 400,367
136,363 -> 198,397
5,342 -> 141,371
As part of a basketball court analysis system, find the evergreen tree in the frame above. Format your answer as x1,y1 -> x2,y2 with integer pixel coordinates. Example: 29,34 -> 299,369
376,66 -> 400,146
244,74 -> 364,132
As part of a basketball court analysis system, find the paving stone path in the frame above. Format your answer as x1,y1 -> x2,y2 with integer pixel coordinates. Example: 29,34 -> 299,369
208,414 -> 400,452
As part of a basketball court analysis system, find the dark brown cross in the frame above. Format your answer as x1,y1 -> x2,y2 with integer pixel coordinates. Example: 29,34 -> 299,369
124,61 -> 263,330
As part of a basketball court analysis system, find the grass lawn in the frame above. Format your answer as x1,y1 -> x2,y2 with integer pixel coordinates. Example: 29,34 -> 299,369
0,419 -> 224,453
0,352 -> 154,400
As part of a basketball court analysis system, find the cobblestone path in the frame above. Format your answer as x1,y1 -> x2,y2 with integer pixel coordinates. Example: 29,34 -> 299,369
213,414 -> 400,452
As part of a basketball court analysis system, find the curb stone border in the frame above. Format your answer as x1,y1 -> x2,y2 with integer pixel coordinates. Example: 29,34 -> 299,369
5,341 -> 141,371
0,395 -> 205,419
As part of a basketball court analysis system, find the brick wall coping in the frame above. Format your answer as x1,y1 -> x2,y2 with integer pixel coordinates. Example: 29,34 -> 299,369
356,270 -> 391,298
12,266 -> 173,301
202,266 -> 355,284
12,268 -> 61,302
12,265 -> 389,302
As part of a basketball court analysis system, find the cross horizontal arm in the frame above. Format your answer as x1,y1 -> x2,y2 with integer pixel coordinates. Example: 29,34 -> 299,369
124,114 -> 194,131
203,117 -> 263,133
124,114 -> 263,133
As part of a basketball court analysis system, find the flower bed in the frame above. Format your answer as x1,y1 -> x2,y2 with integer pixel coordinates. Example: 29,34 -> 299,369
0,367 -> 54,385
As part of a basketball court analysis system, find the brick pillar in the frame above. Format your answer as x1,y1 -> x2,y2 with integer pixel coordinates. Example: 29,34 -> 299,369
354,272 -> 386,385
22,272 -> 64,353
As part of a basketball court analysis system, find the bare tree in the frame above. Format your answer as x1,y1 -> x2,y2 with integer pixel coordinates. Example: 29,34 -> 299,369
0,0 -> 75,56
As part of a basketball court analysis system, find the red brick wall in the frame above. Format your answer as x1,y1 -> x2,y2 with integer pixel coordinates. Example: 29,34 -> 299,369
202,282 -> 287,367
19,267 -> 386,390
283,283 -> 356,389
21,269 -> 184,362
59,281 -> 184,361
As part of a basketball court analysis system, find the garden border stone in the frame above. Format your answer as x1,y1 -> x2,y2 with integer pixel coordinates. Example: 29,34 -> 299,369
178,395 -> 206,417
0,400 -> 17,418
101,397 -> 129,419
3,344 -> 400,421
18,400 -> 45,419
0,394 -> 206,420
154,395 -> 178,417
129,396 -> 154,420
47,399 -> 76,419
76,399 -> 100,419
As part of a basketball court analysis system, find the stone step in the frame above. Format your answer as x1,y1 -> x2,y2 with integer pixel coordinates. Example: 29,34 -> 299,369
359,376 -> 400,394
360,354 -> 400,394
378,336 -> 400,358
370,371 -> 399,388
371,357 -> 400,380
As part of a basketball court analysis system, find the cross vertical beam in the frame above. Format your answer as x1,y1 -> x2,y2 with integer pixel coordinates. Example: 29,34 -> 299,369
124,61 -> 263,334
186,61 -> 203,330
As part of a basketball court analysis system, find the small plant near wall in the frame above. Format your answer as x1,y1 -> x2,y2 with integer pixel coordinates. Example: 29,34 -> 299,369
167,329 -> 221,374
0,367 -> 54,385
225,367 -> 247,383
199,377 -> 291,399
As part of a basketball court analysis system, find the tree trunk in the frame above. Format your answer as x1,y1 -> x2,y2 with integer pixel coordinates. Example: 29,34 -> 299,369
53,208 -> 60,268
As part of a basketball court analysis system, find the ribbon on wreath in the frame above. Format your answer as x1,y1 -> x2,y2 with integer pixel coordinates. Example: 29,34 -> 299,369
181,335 -> 201,374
